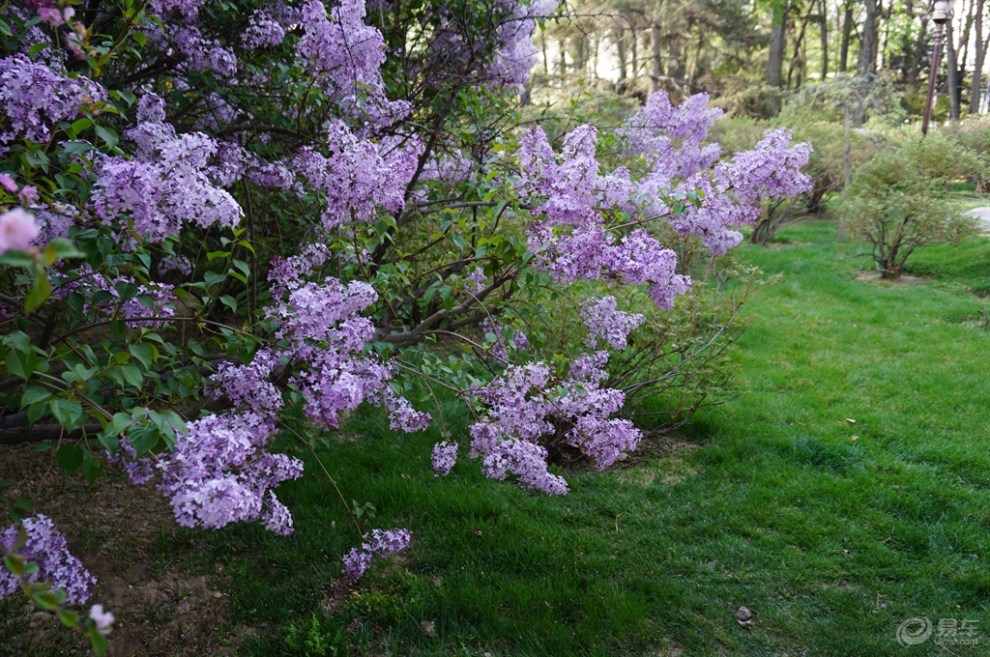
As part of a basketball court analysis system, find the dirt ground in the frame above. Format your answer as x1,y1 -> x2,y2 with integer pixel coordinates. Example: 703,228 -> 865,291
0,443 -> 249,657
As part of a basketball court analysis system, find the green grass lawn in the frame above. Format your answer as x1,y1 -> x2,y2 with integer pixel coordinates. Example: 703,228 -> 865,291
160,221 -> 990,656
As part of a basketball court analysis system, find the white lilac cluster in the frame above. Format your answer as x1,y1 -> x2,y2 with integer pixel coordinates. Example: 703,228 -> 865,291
341,528 -> 412,580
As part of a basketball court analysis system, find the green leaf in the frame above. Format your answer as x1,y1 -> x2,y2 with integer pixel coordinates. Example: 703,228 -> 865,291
119,364 -> 143,388
44,239 -> 83,260
19,387 -> 51,409
4,553 -> 26,576
57,609 -> 79,628
203,271 -> 226,288
32,589 -> 61,611
54,444 -> 84,473
218,295 -> 237,313
68,117 -> 93,138
89,631 -> 109,657
0,250 -> 36,267
49,399 -> 84,429
24,274 -> 52,314
128,426 -> 159,456
94,125 -> 119,149
129,343 -> 156,369
5,349 -> 37,380
81,453 -> 102,483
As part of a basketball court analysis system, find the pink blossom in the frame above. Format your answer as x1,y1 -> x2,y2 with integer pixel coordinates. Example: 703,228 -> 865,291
0,208 -> 40,252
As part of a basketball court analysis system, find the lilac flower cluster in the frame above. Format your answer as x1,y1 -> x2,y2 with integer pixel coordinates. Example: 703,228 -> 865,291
295,0 -> 410,125
621,92 -> 812,255
67,266 -> 176,326
92,103 -> 242,241
342,528 -> 412,581
0,54 -> 105,150
148,0 -> 207,21
32,203 -> 76,243
482,317 -> 530,362
580,296 -> 644,350
242,9 -> 287,50
157,411 -> 303,536
431,441 -> 458,477
172,25 -> 238,78
294,122 -> 423,229
436,300 -> 648,493
0,515 -> 96,605
141,265 -> 428,536
484,0 -> 561,89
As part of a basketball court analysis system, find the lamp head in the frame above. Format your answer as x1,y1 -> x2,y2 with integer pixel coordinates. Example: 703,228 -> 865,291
932,0 -> 952,24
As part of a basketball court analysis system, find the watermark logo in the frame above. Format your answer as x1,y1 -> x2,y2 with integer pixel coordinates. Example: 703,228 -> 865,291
896,617 -> 933,646
896,617 -> 981,647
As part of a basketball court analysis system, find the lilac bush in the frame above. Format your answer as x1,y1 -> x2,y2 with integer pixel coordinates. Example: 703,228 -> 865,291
0,0 -> 813,644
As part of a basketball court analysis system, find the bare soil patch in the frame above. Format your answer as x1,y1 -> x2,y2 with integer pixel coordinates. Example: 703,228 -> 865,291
854,271 -> 934,285
0,444 -> 244,657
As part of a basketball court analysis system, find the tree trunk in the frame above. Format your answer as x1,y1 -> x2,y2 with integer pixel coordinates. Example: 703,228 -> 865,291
615,25 -> 628,81
651,20 -> 662,92
819,0 -> 829,80
909,11 -> 931,87
788,2 -> 815,88
767,1 -> 789,87
839,3 -> 853,73
858,0 -> 879,75
558,37 -> 567,84
947,18 -> 961,119
971,0 -> 986,113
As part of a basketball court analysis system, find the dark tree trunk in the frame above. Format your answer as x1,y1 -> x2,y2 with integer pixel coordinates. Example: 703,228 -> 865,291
839,3 -> 853,72
615,25 -> 628,81
819,0 -> 829,79
858,0 -> 879,75
947,18 -> 961,119
767,1 -> 790,87
971,0 -> 986,113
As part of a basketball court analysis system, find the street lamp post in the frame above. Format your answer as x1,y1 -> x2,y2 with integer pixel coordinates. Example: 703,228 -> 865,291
923,0 -> 953,136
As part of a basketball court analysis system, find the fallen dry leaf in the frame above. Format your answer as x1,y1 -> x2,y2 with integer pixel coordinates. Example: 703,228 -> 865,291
735,605 -> 756,629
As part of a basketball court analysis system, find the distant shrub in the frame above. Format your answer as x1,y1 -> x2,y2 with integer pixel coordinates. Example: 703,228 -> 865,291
842,135 -> 979,279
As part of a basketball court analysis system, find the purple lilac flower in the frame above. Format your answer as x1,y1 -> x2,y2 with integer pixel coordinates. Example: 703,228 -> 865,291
431,441 -> 458,477
342,528 -> 412,581
0,515 -> 96,605
0,55 -> 106,149
88,604 -> 115,635
581,296 -> 644,350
